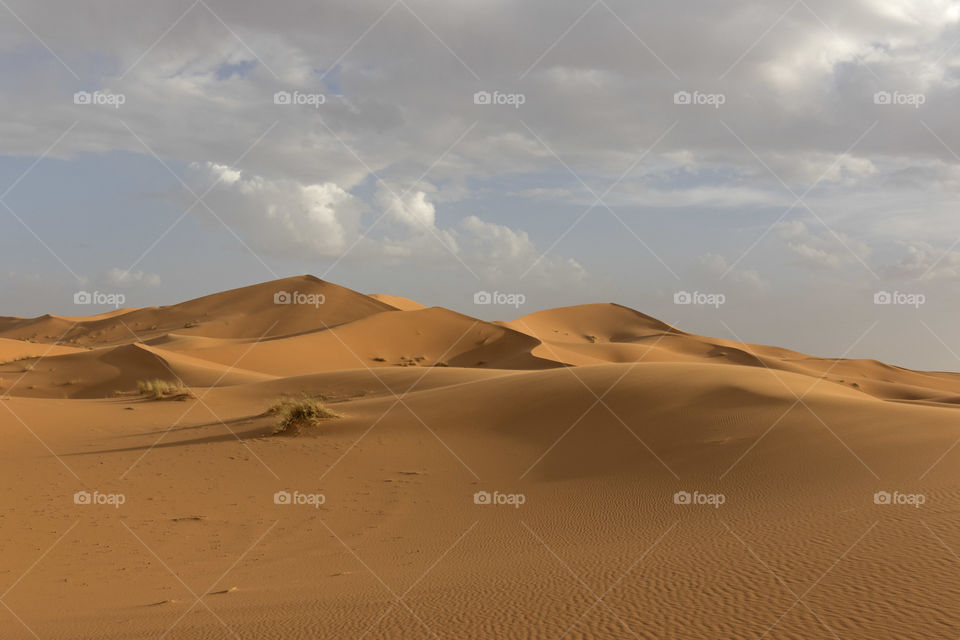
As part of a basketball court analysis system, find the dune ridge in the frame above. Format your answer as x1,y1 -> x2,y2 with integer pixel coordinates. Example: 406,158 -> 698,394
4,276 -> 958,405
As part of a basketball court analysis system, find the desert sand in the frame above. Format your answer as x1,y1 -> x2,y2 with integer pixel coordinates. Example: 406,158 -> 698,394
2,275 -> 960,639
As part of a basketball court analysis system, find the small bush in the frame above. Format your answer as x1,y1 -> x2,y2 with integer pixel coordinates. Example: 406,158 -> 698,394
137,379 -> 190,400
183,321 -> 197,329
270,395 -> 340,434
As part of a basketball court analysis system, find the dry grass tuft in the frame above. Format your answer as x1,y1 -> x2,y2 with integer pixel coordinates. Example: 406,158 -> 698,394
269,395 -> 341,434
137,379 -> 191,400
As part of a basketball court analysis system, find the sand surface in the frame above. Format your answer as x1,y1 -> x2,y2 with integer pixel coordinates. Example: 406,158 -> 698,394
2,275 -> 960,638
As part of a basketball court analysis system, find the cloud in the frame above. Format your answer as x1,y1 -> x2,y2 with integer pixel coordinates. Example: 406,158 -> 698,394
881,241 -> 960,280
775,220 -> 872,270
376,189 -> 438,230
459,215 -> 586,282
191,162 -> 361,256
188,164 -> 582,281
105,268 -> 161,287
2,0 -> 959,189
698,253 -> 769,291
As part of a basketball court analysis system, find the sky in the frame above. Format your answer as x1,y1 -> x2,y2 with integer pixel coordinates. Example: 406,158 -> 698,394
1,0 -> 960,370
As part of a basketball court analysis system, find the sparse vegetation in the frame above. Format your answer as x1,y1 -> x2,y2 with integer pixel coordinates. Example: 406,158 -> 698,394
183,321 -> 197,329
137,379 -> 191,400
372,357 -> 386,362
585,335 -> 599,343
433,361 -> 449,367
269,395 -> 341,434
0,354 -> 38,366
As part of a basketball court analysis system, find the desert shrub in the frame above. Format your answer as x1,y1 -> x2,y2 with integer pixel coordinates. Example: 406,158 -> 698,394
137,379 -> 189,400
270,395 -> 340,434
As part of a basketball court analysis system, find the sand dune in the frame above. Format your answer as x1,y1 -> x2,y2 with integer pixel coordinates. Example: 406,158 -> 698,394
2,276 -> 960,639
0,337 -> 84,362
506,303 -> 960,404
367,293 -> 427,311
148,306 -> 558,377
0,275 -> 393,346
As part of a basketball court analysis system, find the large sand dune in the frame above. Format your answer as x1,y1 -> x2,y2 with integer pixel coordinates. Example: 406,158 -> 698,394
2,276 -> 959,638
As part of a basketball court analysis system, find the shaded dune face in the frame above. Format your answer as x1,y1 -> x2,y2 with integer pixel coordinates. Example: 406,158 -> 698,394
2,276 -> 960,639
